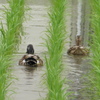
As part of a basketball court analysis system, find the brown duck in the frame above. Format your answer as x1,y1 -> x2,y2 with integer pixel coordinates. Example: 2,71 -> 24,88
19,44 -> 43,67
67,35 -> 89,55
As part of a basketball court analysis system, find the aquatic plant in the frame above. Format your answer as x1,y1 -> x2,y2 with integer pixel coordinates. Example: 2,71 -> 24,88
0,0 -> 25,99
44,0 -> 68,100
89,0 -> 100,99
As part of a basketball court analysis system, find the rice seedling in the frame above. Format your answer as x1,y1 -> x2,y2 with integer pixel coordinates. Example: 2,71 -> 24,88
44,0 -> 68,100
88,0 -> 100,99
0,0 -> 25,99
5,0 -> 25,46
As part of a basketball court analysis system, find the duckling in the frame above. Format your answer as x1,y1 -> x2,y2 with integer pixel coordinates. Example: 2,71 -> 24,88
19,44 -> 43,67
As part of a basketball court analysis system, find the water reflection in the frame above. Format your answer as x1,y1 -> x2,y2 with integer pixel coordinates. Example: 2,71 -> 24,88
24,66 -> 43,77
72,55 -> 85,64
66,55 -> 91,100
24,66 -> 37,77
25,66 -> 36,72
70,0 -> 90,46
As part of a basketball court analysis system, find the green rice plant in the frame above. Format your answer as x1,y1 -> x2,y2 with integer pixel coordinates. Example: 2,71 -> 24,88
44,0 -> 68,100
88,0 -> 100,99
5,0 -> 25,47
0,0 -> 25,99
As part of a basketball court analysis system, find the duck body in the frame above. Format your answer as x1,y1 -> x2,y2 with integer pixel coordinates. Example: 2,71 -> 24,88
67,46 -> 89,55
19,44 -> 43,67
67,35 -> 89,55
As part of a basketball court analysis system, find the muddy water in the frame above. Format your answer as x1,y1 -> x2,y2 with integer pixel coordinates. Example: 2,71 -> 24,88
11,5 -> 49,100
64,55 -> 91,100
0,0 -> 91,100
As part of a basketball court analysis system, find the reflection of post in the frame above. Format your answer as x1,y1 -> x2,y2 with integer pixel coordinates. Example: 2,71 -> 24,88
70,0 -> 78,46
77,0 -> 82,36
70,0 -> 90,47
81,0 -> 90,46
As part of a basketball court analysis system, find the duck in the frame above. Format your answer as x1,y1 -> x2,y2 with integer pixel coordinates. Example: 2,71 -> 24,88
67,35 -> 89,55
19,44 -> 43,67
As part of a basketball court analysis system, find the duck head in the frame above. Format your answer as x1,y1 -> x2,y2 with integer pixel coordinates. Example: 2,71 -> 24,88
76,35 -> 81,46
26,44 -> 34,54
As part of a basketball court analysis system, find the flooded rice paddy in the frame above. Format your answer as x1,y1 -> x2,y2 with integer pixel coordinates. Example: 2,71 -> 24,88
0,0 -> 92,100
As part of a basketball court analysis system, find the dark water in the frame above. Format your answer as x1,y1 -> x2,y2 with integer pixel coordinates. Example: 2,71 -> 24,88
0,0 -> 91,100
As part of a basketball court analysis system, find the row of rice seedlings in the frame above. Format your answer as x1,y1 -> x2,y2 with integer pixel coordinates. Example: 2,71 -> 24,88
0,0 -> 25,99
44,0 -> 68,100
5,0 -> 25,47
88,0 -> 100,99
